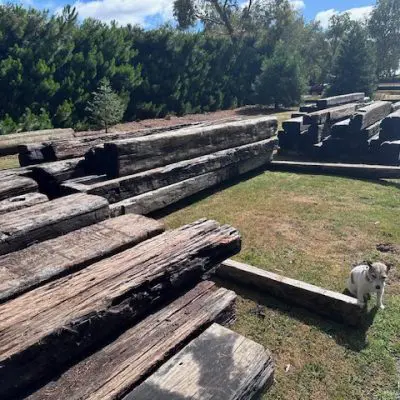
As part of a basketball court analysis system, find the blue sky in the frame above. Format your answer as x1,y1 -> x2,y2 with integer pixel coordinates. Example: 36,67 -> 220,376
4,0 -> 377,29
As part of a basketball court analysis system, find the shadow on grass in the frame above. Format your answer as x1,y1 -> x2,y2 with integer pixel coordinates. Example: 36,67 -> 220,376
215,277 -> 378,353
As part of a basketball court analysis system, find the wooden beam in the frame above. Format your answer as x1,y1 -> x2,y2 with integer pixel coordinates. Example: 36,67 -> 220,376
63,139 -> 277,204
217,259 -> 363,326
0,193 -> 48,215
0,129 -> 74,157
0,175 -> 38,201
380,109 -> 400,142
101,117 -> 277,178
27,282 -> 236,400
268,160 -> 400,179
0,219 -> 241,398
316,93 -> 364,109
0,214 -> 164,302
350,101 -> 392,131
303,103 -> 361,125
110,155 -> 272,217
126,323 -> 274,400
0,193 -> 109,256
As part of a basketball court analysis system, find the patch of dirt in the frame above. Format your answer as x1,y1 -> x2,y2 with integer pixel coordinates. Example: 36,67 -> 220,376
377,243 -> 400,255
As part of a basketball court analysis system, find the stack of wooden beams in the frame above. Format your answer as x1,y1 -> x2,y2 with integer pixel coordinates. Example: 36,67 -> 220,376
318,101 -> 392,161
60,117 -> 278,216
378,109 -> 400,164
0,213 -> 275,400
278,93 -> 365,156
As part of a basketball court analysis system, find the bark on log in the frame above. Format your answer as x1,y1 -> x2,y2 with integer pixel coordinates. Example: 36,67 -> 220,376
380,109 -> 400,142
350,101 -> 392,132
101,117 -> 277,178
268,160 -> 400,178
63,138 -> 277,204
303,103 -> 361,125
0,193 -> 109,256
110,154 -> 272,217
30,158 -> 87,198
127,323 -> 274,400
316,93 -> 364,109
0,193 -> 48,216
27,282 -> 236,400
218,259 -> 363,326
0,175 -> 38,201
0,214 -> 164,302
0,219 -> 241,398
0,129 -> 74,157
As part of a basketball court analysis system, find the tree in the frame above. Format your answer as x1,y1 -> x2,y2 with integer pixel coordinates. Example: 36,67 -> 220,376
253,41 -> 305,109
327,23 -> 376,97
86,79 -> 126,132
369,0 -> 400,78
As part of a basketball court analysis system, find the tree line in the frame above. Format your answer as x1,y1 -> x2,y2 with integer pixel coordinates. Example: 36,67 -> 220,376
0,0 -> 399,134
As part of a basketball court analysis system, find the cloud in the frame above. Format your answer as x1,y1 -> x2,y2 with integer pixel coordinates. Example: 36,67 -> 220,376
69,0 -> 174,27
316,6 -> 374,29
290,1 -> 305,11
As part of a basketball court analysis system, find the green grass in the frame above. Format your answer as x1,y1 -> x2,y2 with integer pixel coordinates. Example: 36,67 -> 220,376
164,171 -> 400,400
0,155 -> 19,170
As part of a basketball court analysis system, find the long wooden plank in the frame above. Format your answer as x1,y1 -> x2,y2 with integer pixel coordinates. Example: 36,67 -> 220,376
63,138 -> 277,203
127,323 -> 274,400
0,214 -> 164,302
0,219 -> 241,398
102,117 -> 277,177
27,282 -> 236,400
0,129 -> 74,156
316,93 -> 364,109
110,154 -> 271,217
218,259 -> 363,326
0,175 -> 38,201
350,101 -> 392,131
0,193 -> 109,256
0,193 -> 48,215
268,160 -> 400,179
303,102 -> 361,125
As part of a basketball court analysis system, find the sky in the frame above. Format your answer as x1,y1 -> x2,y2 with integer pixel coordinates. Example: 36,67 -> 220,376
3,0 -> 377,29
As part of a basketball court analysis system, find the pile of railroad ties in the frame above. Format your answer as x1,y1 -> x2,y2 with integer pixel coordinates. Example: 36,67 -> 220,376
278,92 -> 400,165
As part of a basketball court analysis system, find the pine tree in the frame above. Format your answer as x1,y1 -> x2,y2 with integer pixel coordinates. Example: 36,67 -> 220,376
253,41 -> 305,109
327,23 -> 376,96
86,79 -> 126,132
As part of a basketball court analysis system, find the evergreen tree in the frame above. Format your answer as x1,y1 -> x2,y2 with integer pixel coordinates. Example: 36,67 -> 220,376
327,23 -> 376,97
86,79 -> 126,132
253,41 -> 305,109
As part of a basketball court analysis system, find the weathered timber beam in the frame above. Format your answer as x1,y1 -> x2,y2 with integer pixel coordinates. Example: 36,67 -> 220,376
0,193 -> 109,255
110,154 -> 272,216
0,214 -> 164,302
0,219 -> 241,398
0,193 -> 48,216
126,323 -> 274,400
267,160 -> 400,179
350,101 -> 392,131
316,93 -> 364,109
303,103 -> 361,125
102,117 -> 277,178
27,282 -> 236,400
63,138 -> 277,203
380,109 -> 400,142
0,175 -> 38,201
217,259 -> 363,326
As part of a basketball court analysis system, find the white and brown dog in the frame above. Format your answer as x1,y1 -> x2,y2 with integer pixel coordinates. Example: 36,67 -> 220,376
347,262 -> 390,309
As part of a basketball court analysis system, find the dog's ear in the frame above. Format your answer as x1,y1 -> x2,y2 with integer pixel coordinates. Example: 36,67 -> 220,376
366,261 -> 373,269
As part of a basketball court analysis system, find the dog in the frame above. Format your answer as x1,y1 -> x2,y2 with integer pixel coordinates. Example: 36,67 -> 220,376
347,262 -> 390,309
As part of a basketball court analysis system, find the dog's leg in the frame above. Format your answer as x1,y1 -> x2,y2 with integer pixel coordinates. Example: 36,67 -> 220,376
357,289 -> 367,309
377,287 -> 385,310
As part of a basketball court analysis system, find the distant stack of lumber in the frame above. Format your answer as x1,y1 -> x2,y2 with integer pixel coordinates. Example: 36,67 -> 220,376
279,93 -> 366,156
0,211 -> 275,400
318,100 -> 393,161
58,117 -> 278,216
